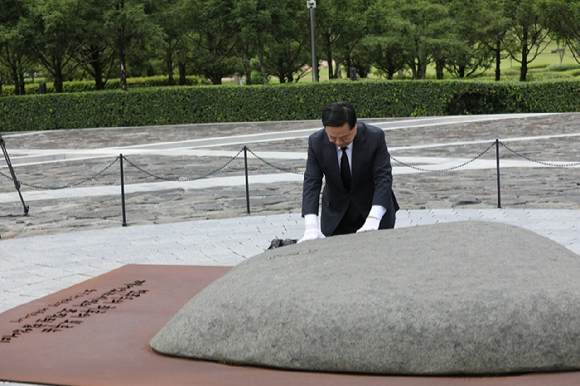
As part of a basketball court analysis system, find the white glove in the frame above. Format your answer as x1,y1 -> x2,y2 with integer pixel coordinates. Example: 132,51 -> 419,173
299,226 -> 326,242
356,216 -> 380,233
298,214 -> 325,243
356,206 -> 387,233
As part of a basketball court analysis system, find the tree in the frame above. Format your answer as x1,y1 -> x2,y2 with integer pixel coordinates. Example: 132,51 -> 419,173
25,0 -> 88,93
183,0 -> 239,85
233,0 -> 310,84
334,0 -> 377,78
444,0 -> 497,78
0,0 -> 33,94
395,0 -> 455,79
315,0 -> 372,79
503,0 -> 552,81
540,0 -> 580,66
233,0 -> 273,85
148,0 -> 191,85
75,0 -> 117,90
102,0 -> 163,90
360,0 -> 409,79
478,0 -> 512,81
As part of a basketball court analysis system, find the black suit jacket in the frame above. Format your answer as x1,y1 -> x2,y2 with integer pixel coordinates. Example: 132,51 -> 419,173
302,122 -> 398,236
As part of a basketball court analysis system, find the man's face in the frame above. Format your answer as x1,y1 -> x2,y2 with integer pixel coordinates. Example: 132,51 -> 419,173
325,121 -> 357,148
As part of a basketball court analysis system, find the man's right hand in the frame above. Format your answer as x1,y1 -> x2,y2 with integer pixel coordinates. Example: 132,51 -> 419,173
298,227 -> 325,243
298,214 -> 325,243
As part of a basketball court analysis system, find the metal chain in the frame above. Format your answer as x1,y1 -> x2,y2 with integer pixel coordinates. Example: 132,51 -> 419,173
1,157 -> 120,190
3,141 -> 577,193
390,142 -> 496,172
246,147 -> 304,175
122,149 -> 244,182
0,170 -> 14,181
499,141 -> 580,167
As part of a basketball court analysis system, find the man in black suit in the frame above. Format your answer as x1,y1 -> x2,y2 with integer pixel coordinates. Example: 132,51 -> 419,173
300,102 -> 398,242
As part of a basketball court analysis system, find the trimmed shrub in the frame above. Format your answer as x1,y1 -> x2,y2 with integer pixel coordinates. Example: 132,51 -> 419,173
545,63 -> 580,72
1,75 -> 207,96
1,80 -> 579,132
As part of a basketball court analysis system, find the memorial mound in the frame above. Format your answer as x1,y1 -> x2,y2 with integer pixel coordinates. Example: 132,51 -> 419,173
150,221 -> 580,375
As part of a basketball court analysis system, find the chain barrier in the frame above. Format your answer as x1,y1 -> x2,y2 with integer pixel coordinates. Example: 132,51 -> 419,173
0,157 -> 120,190
3,143 -> 579,192
499,141 -> 580,167
0,170 -> 14,182
390,142 -> 496,172
121,148 -> 244,181
246,147 -> 304,175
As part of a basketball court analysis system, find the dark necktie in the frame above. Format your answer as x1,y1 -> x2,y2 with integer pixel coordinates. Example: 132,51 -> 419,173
341,147 -> 351,190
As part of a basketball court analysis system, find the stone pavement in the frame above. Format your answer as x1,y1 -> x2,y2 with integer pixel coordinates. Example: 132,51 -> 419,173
1,113 -> 579,238
1,113 -> 580,385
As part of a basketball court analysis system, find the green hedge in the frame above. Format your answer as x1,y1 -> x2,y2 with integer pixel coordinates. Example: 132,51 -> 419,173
1,80 -> 579,131
1,75 -> 207,96
545,63 -> 580,72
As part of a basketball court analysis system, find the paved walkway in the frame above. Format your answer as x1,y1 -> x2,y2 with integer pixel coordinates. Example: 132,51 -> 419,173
1,114 -> 580,386
1,208 -> 580,316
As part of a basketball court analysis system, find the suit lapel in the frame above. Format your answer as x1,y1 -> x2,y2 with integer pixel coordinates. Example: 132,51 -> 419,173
351,123 -> 367,190
322,134 -> 341,181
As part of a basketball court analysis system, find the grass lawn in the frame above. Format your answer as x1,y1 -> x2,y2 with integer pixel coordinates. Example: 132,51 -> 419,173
234,41 -> 580,84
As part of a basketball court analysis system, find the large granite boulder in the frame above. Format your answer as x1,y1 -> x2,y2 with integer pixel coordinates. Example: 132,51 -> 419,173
150,221 -> 580,375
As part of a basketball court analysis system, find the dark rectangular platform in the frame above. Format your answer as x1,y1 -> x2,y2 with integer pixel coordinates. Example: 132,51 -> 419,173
0,264 -> 578,386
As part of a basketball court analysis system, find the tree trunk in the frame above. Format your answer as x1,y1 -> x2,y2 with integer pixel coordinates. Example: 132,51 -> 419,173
409,60 -> 418,79
335,61 -> 342,78
324,34 -> 334,79
119,52 -> 127,91
209,70 -> 222,85
242,56 -> 252,85
256,41 -> 268,85
436,60 -> 445,79
90,49 -> 105,90
418,58 -> 427,79
167,48 -> 175,86
11,68 -> 20,95
117,0 -> 128,91
178,62 -> 186,85
53,59 -> 64,93
520,28 -> 528,82
18,72 -> 25,95
495,40 -> 501,81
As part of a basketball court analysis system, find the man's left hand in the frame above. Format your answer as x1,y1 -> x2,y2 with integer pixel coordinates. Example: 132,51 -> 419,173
356,216 -> 380,233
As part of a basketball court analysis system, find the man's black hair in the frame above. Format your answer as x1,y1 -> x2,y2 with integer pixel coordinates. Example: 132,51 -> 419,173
322,102 -> 357,129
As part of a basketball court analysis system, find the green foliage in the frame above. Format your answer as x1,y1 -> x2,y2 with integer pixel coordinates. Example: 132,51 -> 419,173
540,0 -> 580,66
545,63 -> 580,72
1,75 -> 207,96
1,80 -> 579,131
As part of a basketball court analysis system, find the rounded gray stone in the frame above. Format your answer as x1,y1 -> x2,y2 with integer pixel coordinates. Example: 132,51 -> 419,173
150,221 -> 580,375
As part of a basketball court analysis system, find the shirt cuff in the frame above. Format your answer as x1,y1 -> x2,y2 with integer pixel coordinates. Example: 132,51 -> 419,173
304,214 -> 319,228
369,205 -> 386,221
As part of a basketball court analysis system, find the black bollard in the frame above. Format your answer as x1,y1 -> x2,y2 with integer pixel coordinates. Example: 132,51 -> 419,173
244,146 -> 250,214
120,154 -> 127,226
495,139 -> 501,209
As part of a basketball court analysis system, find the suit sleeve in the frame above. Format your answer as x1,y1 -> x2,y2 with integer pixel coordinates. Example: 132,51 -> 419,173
302,134 -> 324,216
371,129 -> 394,209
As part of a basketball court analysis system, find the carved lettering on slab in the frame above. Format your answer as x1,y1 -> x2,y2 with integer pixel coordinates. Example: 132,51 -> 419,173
1,280 -> 148,344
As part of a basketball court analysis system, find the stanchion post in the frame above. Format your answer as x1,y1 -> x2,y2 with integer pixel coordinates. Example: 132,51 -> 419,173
244,146 -> 250,214
0,134 -> 29,216
120,154 -> 127,226
495,139 -> 501,209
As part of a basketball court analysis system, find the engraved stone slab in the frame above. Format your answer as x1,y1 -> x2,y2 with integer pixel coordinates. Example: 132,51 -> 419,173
150,221 -> 580,375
